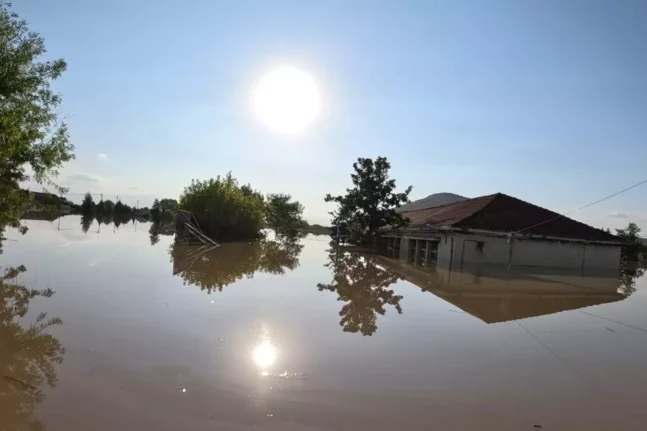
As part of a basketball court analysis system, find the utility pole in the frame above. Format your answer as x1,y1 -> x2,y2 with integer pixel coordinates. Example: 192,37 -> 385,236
57,192 -> 62,230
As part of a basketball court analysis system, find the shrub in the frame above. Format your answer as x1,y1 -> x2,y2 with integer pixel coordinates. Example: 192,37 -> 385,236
178,174 -> 265,241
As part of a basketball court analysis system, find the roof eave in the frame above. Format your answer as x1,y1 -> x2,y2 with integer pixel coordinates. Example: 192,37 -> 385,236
386,226 -> 624,246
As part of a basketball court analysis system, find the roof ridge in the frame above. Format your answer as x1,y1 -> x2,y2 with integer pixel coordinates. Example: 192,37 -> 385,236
401,193 -> 498,214
500,194 -> 620,240
449,193 -> 501,226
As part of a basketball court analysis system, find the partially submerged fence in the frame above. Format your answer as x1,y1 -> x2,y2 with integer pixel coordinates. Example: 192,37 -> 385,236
175,209 -> 219,246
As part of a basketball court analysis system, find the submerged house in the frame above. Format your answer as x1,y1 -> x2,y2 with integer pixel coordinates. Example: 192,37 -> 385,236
383,193 -> 623,271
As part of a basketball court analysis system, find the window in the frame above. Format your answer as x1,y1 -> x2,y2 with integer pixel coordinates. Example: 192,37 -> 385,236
409,239 -> 417,263
425,241 -> 439,266
408,239 -> 439,266
386,237 -> 401,258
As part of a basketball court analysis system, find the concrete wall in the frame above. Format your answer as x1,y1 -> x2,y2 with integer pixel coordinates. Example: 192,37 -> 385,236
437,235 -> 454,269
394,232 -> 621,271
580,244 -> 622,269
398,237 -> 410,261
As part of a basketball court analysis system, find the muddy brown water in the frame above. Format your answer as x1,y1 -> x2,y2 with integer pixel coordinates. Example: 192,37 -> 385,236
2,215 -> 647,430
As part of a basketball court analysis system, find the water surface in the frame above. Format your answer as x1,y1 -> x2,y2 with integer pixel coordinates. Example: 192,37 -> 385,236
2,215 -> 647,430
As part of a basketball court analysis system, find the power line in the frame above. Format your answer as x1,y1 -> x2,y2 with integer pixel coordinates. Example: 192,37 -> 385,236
513,177 -> 647,235
578,310 -> 647,334
516,320 -> 583,379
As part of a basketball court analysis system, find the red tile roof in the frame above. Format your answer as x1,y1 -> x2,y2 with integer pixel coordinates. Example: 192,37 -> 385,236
401,193 -> 620,242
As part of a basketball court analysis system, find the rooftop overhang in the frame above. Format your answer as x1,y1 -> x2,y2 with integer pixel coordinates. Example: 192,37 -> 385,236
381,226 -> 625,247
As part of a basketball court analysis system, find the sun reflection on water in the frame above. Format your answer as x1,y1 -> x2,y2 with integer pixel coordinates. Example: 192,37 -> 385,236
253,340 -> 277,369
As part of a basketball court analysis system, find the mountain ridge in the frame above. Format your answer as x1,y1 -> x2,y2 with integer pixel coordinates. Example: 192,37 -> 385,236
397,192 -> 468,212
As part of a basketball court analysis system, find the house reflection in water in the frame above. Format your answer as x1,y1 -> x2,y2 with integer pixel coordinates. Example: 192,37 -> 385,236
377,257 -> 626,324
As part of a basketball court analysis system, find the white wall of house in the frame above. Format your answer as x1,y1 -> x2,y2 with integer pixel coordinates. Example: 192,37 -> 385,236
396,232 -> 621,271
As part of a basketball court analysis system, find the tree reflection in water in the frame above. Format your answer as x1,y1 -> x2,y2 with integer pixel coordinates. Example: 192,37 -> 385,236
170,236 -> 304,293
317,248 -> 403,336
148,223 -> 161,246
80,214 -> 93,234
619,265 -> 645,298
0,265 -> 64,431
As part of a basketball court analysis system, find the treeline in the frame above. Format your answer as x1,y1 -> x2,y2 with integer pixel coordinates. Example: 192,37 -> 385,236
80,192 -> 144,221
77,175 -> 309,243
79,193 -> 179,223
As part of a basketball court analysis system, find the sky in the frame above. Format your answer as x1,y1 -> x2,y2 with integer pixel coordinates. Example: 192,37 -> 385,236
16,0 -> 647,228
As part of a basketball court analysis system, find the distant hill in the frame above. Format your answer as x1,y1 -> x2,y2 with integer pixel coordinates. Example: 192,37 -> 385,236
30,191 -> 76,207
27,190 -> 80,213
397,192 -> 468,212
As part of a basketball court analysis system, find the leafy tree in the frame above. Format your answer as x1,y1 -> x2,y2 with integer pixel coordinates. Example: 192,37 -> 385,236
103,200 -> 115,214
325,157 -> 412,244
178,173 -> 266,241
95,199 -> 105,215
159,198 -> 177,215
0,4 -> 74,241
114,200 -> 125,214
241,184 -> 264,201
150,198 -> 161,222
265,193 -> 305,235
80,192 -> 95,215
615,222 -> 646,262
151,198 -> 177,222
317,249 -> 403,336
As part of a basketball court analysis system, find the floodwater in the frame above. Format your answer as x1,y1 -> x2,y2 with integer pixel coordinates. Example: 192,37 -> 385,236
2,215 -> 647,431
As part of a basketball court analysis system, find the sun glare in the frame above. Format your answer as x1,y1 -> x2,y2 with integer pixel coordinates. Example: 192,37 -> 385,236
252,340 -> 277,369
253,66 -> 321,133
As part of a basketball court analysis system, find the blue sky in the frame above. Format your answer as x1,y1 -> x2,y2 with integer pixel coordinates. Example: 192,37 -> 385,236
17,0 -> 647,227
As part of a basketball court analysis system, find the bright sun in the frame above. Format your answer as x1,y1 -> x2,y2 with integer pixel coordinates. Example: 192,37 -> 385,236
253,66 -> 321,133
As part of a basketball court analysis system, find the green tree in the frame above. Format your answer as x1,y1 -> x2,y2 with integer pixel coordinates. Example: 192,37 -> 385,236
103,199 -> 115,214
0,4 -> 74,241
317,249 -> 403,336
151,198 -> 177,222
80,192 -> 95,215
159,198 -> 177,214
265,193 -> 305,235
178,173 -> 266,241
95,199 -> 105,215
241,184 -> 264,201
325,157 -> 412,244
114,200 -> 125,214
615,222 -> 646,262
150,198 -> 161,222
